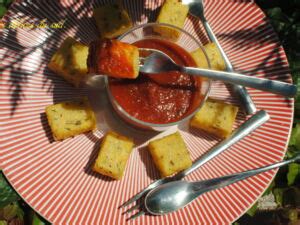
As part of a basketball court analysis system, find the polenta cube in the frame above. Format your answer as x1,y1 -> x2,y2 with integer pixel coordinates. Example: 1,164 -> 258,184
93,3 -> 133,38
148,132 -> 192,177
93,132 -> 134,180
48,37 -> 89,87
88,39 -> 139,79
191,42 -> 226,70
46,98 -> 96,141
190,99 -> 239,138
154,0 -> 189,40
70,42 -> 89,74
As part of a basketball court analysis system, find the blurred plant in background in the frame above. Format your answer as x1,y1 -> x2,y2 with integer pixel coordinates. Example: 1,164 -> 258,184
0,0 -> 299,224
235,0 -> 300,224
1,2 -> 55,225
0,173 -> 49,224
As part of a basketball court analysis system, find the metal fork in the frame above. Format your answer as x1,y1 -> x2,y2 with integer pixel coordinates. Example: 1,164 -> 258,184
138,48 -> 297,97
182,0 -> 257,115
120,110 -> 269,219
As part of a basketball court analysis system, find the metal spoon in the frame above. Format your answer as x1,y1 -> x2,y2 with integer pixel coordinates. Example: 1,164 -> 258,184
182,0 -> 257,114
145,154 -> 300,215
139,48 -> 297,97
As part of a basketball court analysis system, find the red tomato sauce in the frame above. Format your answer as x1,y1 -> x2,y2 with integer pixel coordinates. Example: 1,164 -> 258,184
108,38 -> 201,124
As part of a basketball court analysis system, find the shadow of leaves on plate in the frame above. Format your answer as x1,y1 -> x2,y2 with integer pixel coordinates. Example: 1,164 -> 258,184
1,0 -> 99,116
216,17 -> 290,79
39,112 -> 55,143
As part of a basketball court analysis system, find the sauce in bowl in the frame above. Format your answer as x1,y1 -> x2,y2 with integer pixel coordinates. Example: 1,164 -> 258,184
108,38 -> 203,124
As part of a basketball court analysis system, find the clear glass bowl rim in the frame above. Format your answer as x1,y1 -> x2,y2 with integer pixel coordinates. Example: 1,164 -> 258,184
104,22 -> 212,128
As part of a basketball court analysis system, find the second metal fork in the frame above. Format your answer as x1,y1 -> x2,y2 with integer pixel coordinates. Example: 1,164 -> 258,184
120,110 -> 269,219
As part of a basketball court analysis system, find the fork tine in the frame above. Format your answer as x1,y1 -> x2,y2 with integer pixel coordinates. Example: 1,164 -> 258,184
127,211 -> 145,221
122,203 -> 141,214
120,178 -> 168,208
119,188 -> 149,208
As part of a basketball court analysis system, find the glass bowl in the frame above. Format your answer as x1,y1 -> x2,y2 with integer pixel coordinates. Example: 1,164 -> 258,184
104,23 -> 211,131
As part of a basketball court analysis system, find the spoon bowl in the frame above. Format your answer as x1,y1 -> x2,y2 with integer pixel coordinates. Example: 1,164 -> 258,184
144,180 -> 196,215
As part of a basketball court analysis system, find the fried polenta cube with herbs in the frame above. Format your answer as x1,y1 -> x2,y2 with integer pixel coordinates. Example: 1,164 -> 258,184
190,99 -> 239,138
154,0 -> 189,40
93,3 -> 133,38
70,42 -> 89,75
46,98 -> 96,141
148,132 -> 192,177
48,37 -> 89,87
191,42 -> 226,71
93,132 -> 134,180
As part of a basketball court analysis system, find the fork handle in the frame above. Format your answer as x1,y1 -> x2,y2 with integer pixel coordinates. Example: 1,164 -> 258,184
182,66 -> 297,97
202,21 -> 233,71
202,20 -> 257,115
194,154 -> 300,193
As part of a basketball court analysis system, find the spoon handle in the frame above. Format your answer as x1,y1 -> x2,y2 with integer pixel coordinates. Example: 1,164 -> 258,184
182,67 -> 297,97
202,20 -> 257,115
174,110 -> 269,180
194,154 -> 300,193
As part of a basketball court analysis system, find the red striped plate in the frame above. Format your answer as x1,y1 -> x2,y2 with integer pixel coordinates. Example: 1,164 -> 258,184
0,0 -> 294,224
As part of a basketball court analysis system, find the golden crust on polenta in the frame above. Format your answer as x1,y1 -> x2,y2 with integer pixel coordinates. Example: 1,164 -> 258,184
46,98 -> 96,141
191,42 -> 226,71
190,99 -> 239,138
148,132 -> 192,177
48,37 -> 89,87
154,0 -> 189,40
93,3 -> 132,38
93,131 -> 134,180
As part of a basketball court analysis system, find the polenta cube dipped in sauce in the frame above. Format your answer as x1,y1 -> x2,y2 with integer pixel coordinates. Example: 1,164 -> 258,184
190,99 -> 239,138
154,0 -> 189,40
88,39 -> 139,79
48,37 -> 89,87
148,132 -> 192,177
45,98 -> 96,141
93,3 -> 133,39
93,132 -> 134,180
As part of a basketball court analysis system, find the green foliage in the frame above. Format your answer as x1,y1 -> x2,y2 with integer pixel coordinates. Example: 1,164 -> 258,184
0,0 -> 298,224
32,213 -> 46,225
287,163 -> 300,186
0,202 -> 24,225
246,202 -> 258,217
295,80 -> 300,116
284,209 -> 299,223
1,203 -> 23,221
0,174 -> 19,208
283,187 -> 300,207
263,181 -> 275,196
290,124 -> 300,150
235,1 -> 300,224
0,5 -> 7,18
273,188 -> 284,206
0,0 -> 12,19
263,2 -> 300,100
